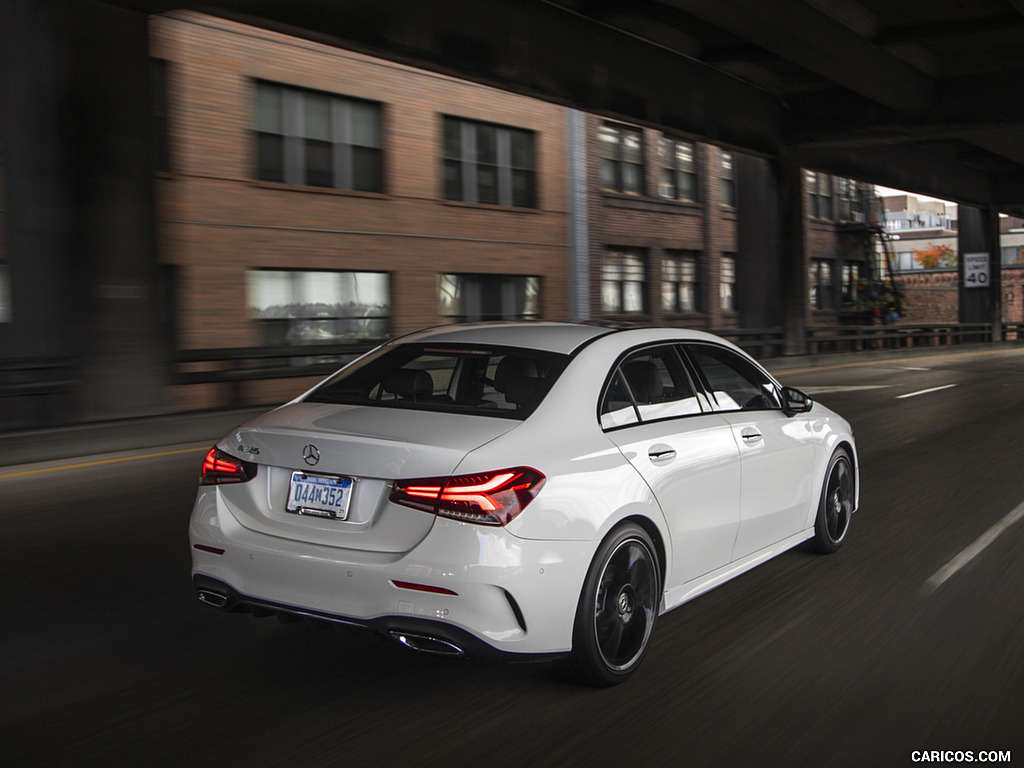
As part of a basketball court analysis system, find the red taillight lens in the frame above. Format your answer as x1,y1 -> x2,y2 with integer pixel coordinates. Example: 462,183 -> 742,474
390,467 -> 545,526
199,447 -> 258,486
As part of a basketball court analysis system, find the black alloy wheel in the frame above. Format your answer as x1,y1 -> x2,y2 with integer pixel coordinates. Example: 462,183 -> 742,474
804,449 -> 854,554
558,523 -> 661,686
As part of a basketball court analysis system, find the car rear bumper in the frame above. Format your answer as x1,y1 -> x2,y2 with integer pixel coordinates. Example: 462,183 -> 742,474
189,489 -> 594,656
192,574 -> 565,662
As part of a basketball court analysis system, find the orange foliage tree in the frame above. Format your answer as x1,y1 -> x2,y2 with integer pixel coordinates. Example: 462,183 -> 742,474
912,243 -> 956,269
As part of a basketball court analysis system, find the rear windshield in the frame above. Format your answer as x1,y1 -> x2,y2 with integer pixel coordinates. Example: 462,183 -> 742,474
305,343 -> 570,419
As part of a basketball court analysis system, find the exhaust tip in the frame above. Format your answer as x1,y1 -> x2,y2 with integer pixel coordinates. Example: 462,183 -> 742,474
197,589 -> 229,609
389,631 -> 465,657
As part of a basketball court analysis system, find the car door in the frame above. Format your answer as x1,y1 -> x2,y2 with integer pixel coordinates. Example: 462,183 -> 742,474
601,344 -> 742,588
684,343 -> 818,561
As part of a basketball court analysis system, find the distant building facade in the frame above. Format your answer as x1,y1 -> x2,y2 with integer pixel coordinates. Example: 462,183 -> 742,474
881,194 -> 1024,324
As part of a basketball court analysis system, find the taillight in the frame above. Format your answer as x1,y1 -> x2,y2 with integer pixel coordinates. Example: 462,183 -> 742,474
199,447 -> 257,486
390,467 -> 545,526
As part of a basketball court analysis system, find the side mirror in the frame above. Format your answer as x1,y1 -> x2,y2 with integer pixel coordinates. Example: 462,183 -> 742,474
781,386 -> 813,416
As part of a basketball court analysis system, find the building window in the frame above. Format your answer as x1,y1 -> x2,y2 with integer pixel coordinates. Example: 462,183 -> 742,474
659,138 -> 697,201
835,177 -> 868,223
599,123 -> 644,195
1002,245 -> 1024,265
841,263 -> 860,304
894,251 -> 915,272
663,251 -> 698,313
438,274 -> 540,321
443,117 -> 536,208
720,255 -> 736,311
0,264 -> 10,323
602,249 -> 646,313
255,81 -> 383,192
806,171 -> 833,219
809,260 -> 835,310
247,269 -> 389,345
720,151 -> 735,206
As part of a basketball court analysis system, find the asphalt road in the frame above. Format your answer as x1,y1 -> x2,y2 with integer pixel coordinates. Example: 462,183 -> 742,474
3,347 -> 1024,768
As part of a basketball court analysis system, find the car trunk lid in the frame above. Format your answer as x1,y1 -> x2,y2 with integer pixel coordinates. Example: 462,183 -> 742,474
213,402 -> 519,553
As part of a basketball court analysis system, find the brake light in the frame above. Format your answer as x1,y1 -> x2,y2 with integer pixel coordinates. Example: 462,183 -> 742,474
199,447 -> 257,486
390,467 -> 545,526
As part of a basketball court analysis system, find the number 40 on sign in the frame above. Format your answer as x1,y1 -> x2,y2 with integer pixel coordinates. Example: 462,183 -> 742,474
964,252 -> 990,288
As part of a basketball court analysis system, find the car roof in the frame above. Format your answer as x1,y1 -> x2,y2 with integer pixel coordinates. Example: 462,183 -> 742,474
388,322 -> 738,356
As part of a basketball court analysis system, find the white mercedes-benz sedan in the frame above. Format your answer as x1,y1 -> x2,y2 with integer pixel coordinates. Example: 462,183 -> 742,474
190,323 -> 857,685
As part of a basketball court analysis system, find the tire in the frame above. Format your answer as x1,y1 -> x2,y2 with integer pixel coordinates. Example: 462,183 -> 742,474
803,448 -> 854,554
556,523 -> 661,686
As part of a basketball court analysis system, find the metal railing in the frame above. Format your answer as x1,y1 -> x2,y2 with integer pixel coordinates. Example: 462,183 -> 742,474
708,327 -> 786,359
805,322 -> 1024,354
0,357 -> 79,429
3,324 -> 1024,425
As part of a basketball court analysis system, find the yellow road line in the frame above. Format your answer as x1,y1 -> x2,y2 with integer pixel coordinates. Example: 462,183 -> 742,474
777,346 -> 1024,376
0,445 -> 208,480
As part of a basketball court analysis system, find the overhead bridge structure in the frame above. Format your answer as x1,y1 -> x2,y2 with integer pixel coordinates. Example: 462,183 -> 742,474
3,0 -> 1024,422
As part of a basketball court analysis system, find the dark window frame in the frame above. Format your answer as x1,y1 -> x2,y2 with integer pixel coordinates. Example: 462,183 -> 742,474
247,268 -> 390,346
720,151 -> 735,207
806,170 -> 833,220
254,80 -> 384,193
442,116 -> 537,208
809,259 -> 836,311
658,137 -> 697,202
602,248 -> 648,315
438,273 -> 541,322
663,251 -> 699,313
599,122 -> 645,195
720,254 -> 737,312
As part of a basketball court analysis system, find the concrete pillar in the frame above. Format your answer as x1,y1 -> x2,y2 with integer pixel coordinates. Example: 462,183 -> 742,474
734,151 -> 807,354
1,0 -> 166,425
735,153 -> 781,329
958,204 -> 1002,340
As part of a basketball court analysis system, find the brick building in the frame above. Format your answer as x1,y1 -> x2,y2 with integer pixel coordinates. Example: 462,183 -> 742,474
151,11 -> 573,406
0,9 -> 893,424
584,117 -> 736,329
881,195 -> 1024,325
579,116 -> 877,332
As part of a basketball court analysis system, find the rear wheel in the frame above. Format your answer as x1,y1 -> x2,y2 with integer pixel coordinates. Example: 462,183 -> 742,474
803,449 -> 854,554
557,523 -> 661,686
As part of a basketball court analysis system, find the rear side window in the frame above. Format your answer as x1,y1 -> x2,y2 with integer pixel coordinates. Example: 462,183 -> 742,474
600,345 -> 702,429
306,343 -> 568,419
686,344 -> 780,411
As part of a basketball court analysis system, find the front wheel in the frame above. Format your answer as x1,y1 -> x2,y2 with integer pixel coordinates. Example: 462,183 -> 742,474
803,448 -> 854,554
556,523 -> 661,686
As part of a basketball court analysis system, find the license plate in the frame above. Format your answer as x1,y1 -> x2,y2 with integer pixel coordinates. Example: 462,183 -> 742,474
287,472 -> 353,520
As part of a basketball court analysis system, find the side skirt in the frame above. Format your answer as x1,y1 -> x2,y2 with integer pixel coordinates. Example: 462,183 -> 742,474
660,528 -> 814,615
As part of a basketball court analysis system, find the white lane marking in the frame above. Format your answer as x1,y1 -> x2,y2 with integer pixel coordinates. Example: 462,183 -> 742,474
924,501 -> 1024,594
800,385 -> 892,395
896,383 -> 957,399
898,367 -> 931,371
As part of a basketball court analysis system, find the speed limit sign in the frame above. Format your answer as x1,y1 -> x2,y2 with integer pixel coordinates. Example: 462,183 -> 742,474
964,252 -> 989,288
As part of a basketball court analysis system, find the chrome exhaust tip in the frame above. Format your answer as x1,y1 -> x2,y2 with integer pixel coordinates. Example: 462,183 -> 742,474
197,589 -> 229,609
388,631 -> 465,657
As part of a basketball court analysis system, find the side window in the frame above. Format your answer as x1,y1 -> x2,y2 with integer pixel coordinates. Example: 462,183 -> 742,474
687,344 -> 780,412
600,345 -> 702,429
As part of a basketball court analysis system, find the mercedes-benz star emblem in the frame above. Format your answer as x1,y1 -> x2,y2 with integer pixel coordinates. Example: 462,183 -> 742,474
302,444 -> 320,466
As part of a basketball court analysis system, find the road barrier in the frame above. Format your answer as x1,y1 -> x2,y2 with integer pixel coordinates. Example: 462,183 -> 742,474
3,324 -> 1023,427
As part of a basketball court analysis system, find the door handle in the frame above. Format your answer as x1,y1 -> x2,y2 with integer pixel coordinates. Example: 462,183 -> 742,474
648,445 -> 676,464
740,429 -> 763,445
